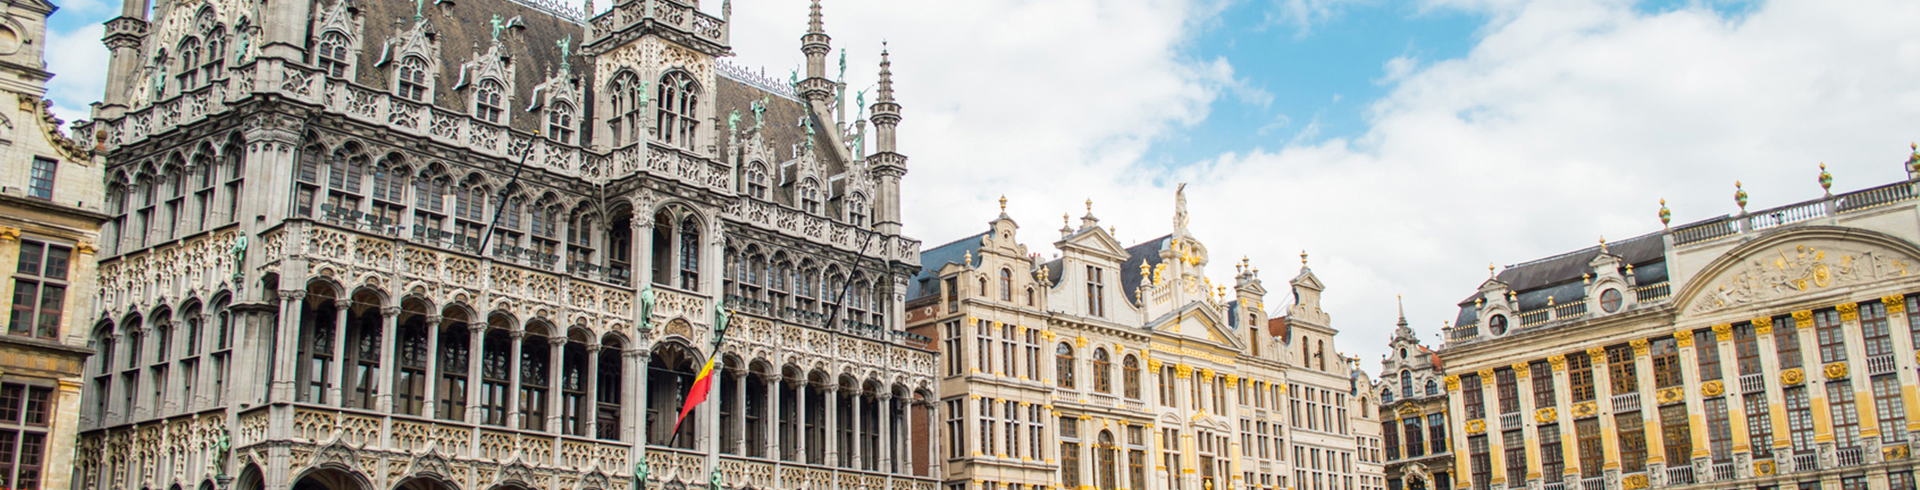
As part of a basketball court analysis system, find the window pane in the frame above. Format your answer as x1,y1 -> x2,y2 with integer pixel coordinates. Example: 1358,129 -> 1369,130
0,385 -> 19,424
41,247 -> 67,281
34,286 -> 61,339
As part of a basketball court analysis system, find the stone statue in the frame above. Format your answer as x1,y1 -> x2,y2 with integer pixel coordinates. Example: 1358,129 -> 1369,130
229,235 -> 248,283
727,110 -> 740,134
1174,182 -> 1189,234
710,469 -> 725,490
633,460 -> 649,490
212,428 -> 232,477
712,299 -> 731,346
751,97 -> 768,129
638,283 -> 656,331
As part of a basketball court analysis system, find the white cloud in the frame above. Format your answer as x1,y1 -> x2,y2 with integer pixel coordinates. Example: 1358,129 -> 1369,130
46,22 -> 109,127
730,0 -> 1920,373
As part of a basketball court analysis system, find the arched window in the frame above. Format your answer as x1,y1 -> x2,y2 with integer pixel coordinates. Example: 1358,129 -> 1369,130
655,71 -> 700,146
480,326 -> 512,426
548,102 -> 576,144
475,80 -> 505,123
678,216 -> 701,290
596,336 -> 624,441
607,72 -> 644,147
745,163 -> 768,199
176,37 -> 202,90
314,31 -> 351,77
800,180 -> 821,214
1092,348 -> 1111,394
977,277 -> 987,298
202,27 -> 226,81
1026,287 -> 1035,307
435,317 -> 470,421
396,56 -> 429,101
1426,380 -> 1439,396
1056,343 -> 1075,389
1401,370 -> 1413,397
1317,339 -> 1326,371
394,314 -> 429,416
847,196 -> 867,228
1096,431 -> 1118,490
1382,389 -> 1394,404
519,329 -> 550,431
999,268 -> 1012,301
1122,355 -> 1140,399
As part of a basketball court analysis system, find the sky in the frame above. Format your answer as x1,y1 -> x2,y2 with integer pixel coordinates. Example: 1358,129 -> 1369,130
43,0 -> 1920,376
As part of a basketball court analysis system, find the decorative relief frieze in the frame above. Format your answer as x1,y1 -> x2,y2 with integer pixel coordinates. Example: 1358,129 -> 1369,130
1687,243 -> 1912,315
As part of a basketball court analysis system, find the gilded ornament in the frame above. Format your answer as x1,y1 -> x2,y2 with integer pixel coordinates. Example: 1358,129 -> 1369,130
1465,419 -> 1485,434
1701,380 -> 1724,397
1512,362 -> 1529,376
1535,407 -> 1557,424
1548,355 -> 1567,371
1734,181 -> 1748,213
1148,359 -> 1163,371
1658,199 -> 1671,227
1623,474 -> 1648,490
1886,295 -> 1907,313
0,227 -> 17,241
1754,316 -> 1773,334
1674,330 -> 1693,347
1586,346 -> 1607,362
1755,460 -> 1776,476
1630,339 -> 1649,356
75,241 -> 97,255
1477,369 -> 1495,381
1825,362 -> 1849,380
1794,310 -> 1814,329
1201,368 -> 1215,379
1838,302 -> 1859,321
1888,444 -> 1911,461
1820,163 -> 1833,194
1572,401 -> 1597,417
1712,323 -> 1732,341
1657,387 -> 1684,404
1781,368 -> 1805,386
1175,364 -> 1193,378
1076,336 -> 1087,348
1225,375 -> 1239,388
1444,376 -> 1460,391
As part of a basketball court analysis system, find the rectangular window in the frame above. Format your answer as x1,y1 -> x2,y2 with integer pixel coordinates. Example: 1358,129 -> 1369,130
1652,337 -> 1682,388
1568,352 -> 1595,402
1502,430 -> 1525,488
1463,374 -> 1485,420
1704,397 -> 1732,462
1468,435 -> 1490,490
1576,418 -> 1603,478
1615,411 -> 1646,473
1532,361 -> 1555,408
1785,386 -> 1814,453
1496,369 -> 1519,415
1891,472 -> 1915,490
1085,266 -> 1105,318
1607,345 -> 1637,396
27,158 -> 55,200
1829,382 -> 1861,449
1538,424 -> 1563,483
1735,323 -> 1762,376
9,241 -> 69,339
1429,413 -> 1447,455
944,321 -> 962,377
1777,317 -> 1803,369
1875,374 -> 1907,443
1696,328 -> 1722,381
1815,309 -> 1847,363
1659,403 -> 1692,467
945,399 -> 965,459
1862,301 -> 1894,358
1744,394 -> 1774,459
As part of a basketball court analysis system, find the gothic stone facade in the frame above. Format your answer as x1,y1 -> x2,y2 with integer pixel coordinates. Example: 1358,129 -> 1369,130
1428,150 -> 1920,490
70,1 -> 939,490
0,1 -> 111,490
903,191 -> 1383,490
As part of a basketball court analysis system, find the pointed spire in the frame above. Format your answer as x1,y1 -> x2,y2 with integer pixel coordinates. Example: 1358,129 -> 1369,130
807,0 -> 824,34
1396,295 -> 1408,328
876,43 -> 895,104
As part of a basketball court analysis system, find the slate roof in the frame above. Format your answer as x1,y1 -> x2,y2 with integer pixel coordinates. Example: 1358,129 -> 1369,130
714,76 -> 809,167
356,0 -> 593,136
1120,235 -> 1172,307
1454,230 -> 1671,326
907,232 -> 987,301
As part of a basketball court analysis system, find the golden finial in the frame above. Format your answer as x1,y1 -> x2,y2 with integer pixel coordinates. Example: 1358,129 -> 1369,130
1735,181 -> 1748,213
1085,198 -> 1093,214
1109,226 -> 1116,236
1598,235 -> 1607,253
1063,213 -> 1070,226
999,195 -> 1007,212
1658,198 -> 1670,227
1300,250 -> 1308,265
1819,163 -> 1833,195
1489,263 -> 1496,277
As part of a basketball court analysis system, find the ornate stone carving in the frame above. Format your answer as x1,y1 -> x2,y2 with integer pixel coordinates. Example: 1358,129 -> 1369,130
1535,407 -> 1557,424
1754,316 -> 1773,334
1701,380 -> 1724,397
1674,330 -> 1693,347
1712,323 -> 1732,341
1464,419 -> 1485,434
1825,362 -> 1849,380
1548,355 -> 1566,371
1782,368 -> 1805,385
1794,309 -> 1814,329
1838,302 -> 1860,321
1687,243 -> 1913,315
1886,295 -> 1908,313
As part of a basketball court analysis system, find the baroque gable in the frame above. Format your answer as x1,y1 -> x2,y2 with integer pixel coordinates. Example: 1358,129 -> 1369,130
1677,226 -> 1920,317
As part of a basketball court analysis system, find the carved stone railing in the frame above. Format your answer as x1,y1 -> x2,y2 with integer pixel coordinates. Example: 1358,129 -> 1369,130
587,0 -> 727,49
724,199 -> 922,268
1674,180 -> 1920,247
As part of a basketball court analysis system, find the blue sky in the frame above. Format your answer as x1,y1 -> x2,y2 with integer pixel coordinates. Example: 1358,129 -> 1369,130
44,0 -> 1920,369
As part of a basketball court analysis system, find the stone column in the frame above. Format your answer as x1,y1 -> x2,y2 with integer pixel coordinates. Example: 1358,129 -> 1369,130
850,389 -> 864,467
584,343 -> 601,438
328,302 -> 349,406
634,203 -> 655,287
627,347 -> 646,444
733,370 -> 748,454
1839,303 -> 1881,461
1514,362 -> 1540,487
1481,369 -> 1507,490
826,383 -> 841,466
798,379 -> 811,463
1792,310 -> 1833,460
507,330 -> 526,429
1755,317 -> 1793,462
1884,297 -> 1920,442
546,336 -> 566,434
270,290 -> 305,403
1589,347 -> 1620,480
376,306 -> 400,412
767,375 -> 784,459
1550,354 -> 1578,482
465,322 -> 487,424
1631,338 -> 1661,480
422,315 -> 442,418
881,393 -> 896,472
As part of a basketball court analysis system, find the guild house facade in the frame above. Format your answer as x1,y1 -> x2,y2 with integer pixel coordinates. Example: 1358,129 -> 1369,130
1418,149 -> 1920,490
904,189 -> 1384,490
69,0 -> 940,490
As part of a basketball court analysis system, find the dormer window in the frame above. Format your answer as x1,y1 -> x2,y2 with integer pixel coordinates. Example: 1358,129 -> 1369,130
1086,266 -> 1105,317
475,80 -> 505,123
745,163 -> 768,199
800,181 -> 820,214
848,197 -> 867,228
547,102 -> 575,144
397,56 -> 429,102
315,32 -> 351,77
999,268 -> 1012,302
654,71 -> 700,147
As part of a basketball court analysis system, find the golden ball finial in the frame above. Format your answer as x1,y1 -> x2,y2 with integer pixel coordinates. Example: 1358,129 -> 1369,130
1300,250 -> 1308,265
1085,198 -> 1094,214
999,195 -> 1007,212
